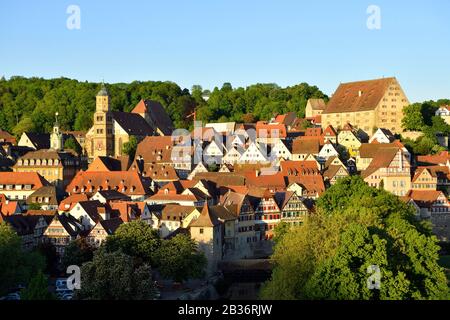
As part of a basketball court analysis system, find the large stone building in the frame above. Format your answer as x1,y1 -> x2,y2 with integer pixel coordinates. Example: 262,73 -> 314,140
321,77 -> 410,135
85,84 -> 175,160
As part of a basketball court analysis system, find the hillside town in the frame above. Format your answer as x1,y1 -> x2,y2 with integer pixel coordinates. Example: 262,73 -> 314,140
1,77 -> 450,299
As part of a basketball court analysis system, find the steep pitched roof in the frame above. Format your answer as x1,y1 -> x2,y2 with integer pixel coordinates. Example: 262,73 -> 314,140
274,191 -> 295,210
305,128 -> 323,137
190,204 -> 220,227
128,161 -> 178,181
24,133 -> 50,149
274,112 -> 297,127
77,200 -> 103,222
59,194 -> 89,211
0,130 -> 16,144
285,174 -> 325,196
245,172 -> 286,190
26,186 -> 60,205
255,122 -> 287,138
405,190 -> 445,208
194,172 -> 246,186
323,165 -> 348,180
134,136 -> 174,163
307,98 -> 327,110
358,142 -> 401,158
292,138 -> 321,155
160,204 -> 197,221
87,156 -> 129,171
0,172 -> 49,189
323,125 -> 338,137
417,151 -> 450,166
323,77 -> 395,114
112,111 -> 154,136
131,99 -> 174,135
66,171 -> 151,196
98,217 -> 123,234
361,147 -> 400,178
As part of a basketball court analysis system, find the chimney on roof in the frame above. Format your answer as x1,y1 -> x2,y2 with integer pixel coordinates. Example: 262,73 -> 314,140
255,170 -> 260,177
358,90 -> 363,97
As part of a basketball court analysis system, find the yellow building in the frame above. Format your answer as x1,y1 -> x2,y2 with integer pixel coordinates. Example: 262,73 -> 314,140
305,98 -> 326,118
13,149 -> 81,188
321,77 -> 410,135
337,124 -> 362,158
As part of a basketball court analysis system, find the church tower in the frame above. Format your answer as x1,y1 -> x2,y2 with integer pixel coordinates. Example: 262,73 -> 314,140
50,112 -> 63,151
89,83 -> 114,158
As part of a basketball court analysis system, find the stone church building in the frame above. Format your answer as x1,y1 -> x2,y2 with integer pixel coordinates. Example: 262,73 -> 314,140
85,85 -> 174,160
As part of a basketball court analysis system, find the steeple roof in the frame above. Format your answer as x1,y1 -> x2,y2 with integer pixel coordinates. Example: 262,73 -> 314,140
97,83 -> 109,97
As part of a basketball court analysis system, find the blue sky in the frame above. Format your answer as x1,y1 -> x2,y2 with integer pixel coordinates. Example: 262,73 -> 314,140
0,0 -> 449,102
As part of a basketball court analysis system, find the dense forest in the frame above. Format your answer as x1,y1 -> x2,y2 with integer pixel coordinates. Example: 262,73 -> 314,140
0,76 -> 327,137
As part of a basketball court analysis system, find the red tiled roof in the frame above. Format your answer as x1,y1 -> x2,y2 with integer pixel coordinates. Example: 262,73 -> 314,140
292,137 -> 321,154
59,194 -> 89,211
323,125 -> 337,137
323,77 -> 395,114
405,190 -> 446,208
131,99 -> 174,135
255,122 -> 287,138
417,151 -> 450,166
305,128 -> 322,137
0,172 -> 49,189
66,171 -> 151,196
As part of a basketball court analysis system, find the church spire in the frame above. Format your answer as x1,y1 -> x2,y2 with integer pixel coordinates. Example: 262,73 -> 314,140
97,81 -> 109,97
51,112 -> 63,151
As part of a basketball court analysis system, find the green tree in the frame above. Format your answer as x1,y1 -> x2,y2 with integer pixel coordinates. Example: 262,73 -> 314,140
62,238 -> 95,270
157,234 -> 207,283
260,177 -> 448,300
64,136 -> 82,154
21,271 -> 56,300
76,248 -> 157,300
0,223 -> 45,296
402,104 -> 425,131
122,135 -> 138,158
105,220 -> 161,266
12,116 -> 34,137
273,221 -> 290,244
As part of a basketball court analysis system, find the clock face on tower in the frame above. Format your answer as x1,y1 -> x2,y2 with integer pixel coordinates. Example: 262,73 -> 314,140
96,141 -> 104,151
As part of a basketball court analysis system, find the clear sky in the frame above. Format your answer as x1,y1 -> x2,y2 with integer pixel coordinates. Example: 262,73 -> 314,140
0,0 -> 449,102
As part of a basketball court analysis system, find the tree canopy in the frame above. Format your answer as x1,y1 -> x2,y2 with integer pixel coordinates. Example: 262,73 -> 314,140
122,135 -> 138,158
0,222 -> 45,296
105,220 -> 161,266
401,100 -> 450,155
156,234 -> 207,282
20,271 -> 55,300
75,248 -> 157,300
62,238 -> 95,270
260,177 -> 449,300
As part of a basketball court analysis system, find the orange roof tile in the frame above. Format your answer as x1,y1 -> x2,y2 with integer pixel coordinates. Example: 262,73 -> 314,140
0,172 -> 49,189
323,77 -> 395,114
66,171 -> 151,196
